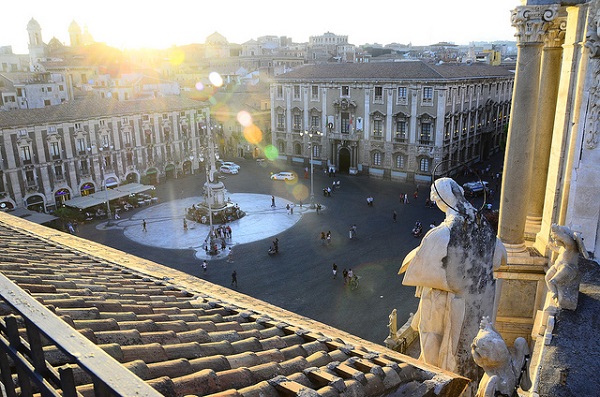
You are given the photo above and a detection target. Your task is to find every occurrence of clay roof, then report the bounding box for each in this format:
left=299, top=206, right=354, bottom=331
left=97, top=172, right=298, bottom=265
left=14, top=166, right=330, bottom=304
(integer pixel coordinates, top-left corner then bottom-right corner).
left=275, top=61, right=514, bottom=82
left=0, top=211, right=467, bottom=397
left=0, top=97, right=206, bottom=129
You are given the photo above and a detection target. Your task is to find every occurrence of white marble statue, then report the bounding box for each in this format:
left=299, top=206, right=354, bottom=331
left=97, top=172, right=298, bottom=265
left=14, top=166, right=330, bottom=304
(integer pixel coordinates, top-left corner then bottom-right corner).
left=545, top=224, right=589, bottom=311
left=471, top=316, right=531, bottom=397
left=399, top=177, right=507, bottom=390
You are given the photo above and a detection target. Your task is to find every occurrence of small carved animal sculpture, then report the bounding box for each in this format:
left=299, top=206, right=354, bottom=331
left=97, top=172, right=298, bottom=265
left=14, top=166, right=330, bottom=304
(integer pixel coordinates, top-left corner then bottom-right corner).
left=471, top=317, right=530, bottom=397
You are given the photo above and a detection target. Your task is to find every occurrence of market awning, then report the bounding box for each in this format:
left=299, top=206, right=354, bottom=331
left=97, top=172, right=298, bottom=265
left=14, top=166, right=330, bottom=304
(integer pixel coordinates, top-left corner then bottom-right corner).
left=62, top=183, right=155, bottom=210
left=113, top=183, right=155, bottom=195
left=6, top=208, right=59, bottom=225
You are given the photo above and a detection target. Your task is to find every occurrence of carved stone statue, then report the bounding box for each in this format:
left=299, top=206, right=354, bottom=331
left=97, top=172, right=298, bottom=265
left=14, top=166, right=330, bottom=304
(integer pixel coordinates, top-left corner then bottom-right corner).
left=471, top=316, right=531, bottom=397
left=399, top=177, right=506, bottom=392
left=387, top=308, right=398, bottom=340
left=545, top=224, right=589, bottom=311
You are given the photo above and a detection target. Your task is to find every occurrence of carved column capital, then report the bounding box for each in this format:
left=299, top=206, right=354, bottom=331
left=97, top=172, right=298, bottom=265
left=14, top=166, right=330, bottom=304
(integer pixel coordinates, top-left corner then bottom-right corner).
left=511, top=4, right=561, bottom=44
left=544, top=17, right=567, bottom=48
left=585, top=0, right=600, bottom=58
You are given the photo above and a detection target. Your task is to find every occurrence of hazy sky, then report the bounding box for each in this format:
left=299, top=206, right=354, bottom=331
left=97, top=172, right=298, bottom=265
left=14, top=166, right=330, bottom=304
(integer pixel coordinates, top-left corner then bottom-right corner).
left=3, top=1, right=519, bottom=53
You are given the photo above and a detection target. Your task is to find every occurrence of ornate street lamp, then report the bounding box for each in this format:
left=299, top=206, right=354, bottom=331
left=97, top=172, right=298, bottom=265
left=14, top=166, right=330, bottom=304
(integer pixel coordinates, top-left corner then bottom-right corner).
left=300, top=128, right=322, bottom=208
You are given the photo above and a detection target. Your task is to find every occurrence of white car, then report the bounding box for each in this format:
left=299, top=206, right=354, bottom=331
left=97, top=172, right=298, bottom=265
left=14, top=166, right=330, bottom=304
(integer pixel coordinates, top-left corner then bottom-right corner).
left=219, top=161, right=240, bottom=171
left=271, top=172, right=296, bottom=181
left=219, top=165, right=239, bottom=174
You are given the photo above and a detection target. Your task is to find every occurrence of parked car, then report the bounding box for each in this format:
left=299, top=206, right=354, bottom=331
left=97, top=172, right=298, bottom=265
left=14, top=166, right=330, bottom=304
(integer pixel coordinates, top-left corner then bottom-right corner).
left=219, top=165, right=239, bottom=174
left=270, top=172, right=296, bottom=181
left=219, top=161, right=240, bottom=171
left=462, top=181, right=489, bottom=197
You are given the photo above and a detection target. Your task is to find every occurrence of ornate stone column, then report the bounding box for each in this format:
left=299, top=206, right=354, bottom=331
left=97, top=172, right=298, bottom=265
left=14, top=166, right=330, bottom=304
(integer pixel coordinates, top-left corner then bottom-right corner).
left=495, top=4, right=561, bottom=346
left=525, top=15, right=567, bottom=241
left=499, top=4, right=560, bottom=253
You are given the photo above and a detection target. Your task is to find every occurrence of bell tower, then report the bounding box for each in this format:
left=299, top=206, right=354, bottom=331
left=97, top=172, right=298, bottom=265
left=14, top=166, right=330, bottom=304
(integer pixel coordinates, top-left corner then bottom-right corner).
left=27, top=18, right=45, bottom=67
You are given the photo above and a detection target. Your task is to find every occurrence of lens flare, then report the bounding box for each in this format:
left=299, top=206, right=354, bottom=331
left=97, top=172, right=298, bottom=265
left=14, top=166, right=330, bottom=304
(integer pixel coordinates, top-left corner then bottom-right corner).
left=168, top=49, right=185, bottom=66
left=264, top=145, right=278, bottom=160
left=209, top=72, right=224, bottom=87
left=237, top=111, right=252, bottom=127
left=292, top=184, right=309, bottom=202
left=243, top=125, right=262, bottom=145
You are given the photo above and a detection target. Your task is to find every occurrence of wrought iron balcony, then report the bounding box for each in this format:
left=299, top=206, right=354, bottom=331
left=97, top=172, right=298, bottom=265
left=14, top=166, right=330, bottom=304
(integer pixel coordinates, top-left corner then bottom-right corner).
left=0, top=274, right=163, bottom=397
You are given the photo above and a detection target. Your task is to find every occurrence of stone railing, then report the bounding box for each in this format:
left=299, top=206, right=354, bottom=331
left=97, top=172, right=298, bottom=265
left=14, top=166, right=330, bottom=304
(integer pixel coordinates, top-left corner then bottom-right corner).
left=0, top=274, right=163, bottom=397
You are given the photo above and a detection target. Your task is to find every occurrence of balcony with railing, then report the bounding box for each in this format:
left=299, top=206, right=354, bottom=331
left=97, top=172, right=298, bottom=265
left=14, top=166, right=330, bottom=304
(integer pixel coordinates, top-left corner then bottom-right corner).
left=328, top=131, right=360, bottom=142
left=0, top=274, right=163, bottom=397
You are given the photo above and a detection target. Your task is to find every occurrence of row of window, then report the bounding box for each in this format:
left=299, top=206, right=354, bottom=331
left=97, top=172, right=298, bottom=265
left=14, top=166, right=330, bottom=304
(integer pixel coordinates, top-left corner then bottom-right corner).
left=277, top=115, right=434, bottom=145
left=279, top=85, right=433, bottom=104
left=278, top=82, right=511, bottom=104
left=371, top=153, right=430, bottom=172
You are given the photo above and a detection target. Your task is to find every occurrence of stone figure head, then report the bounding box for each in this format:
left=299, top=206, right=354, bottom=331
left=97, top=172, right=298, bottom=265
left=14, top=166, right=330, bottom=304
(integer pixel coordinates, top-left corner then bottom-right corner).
left=430, top=177, right=468, bottom=215
left=550, top=224, right=575, bottom=248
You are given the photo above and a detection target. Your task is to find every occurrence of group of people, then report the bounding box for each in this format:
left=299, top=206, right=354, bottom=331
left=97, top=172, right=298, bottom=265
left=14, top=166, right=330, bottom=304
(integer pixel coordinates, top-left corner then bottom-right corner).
left=268, top=237, right=279, bottom=254
left=320, top=231, right=332, bottom=245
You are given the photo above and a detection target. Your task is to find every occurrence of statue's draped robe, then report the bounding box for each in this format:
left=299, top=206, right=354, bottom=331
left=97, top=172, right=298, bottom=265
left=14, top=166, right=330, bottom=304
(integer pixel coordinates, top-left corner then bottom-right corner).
left=401, top=212, right=500, bottom=385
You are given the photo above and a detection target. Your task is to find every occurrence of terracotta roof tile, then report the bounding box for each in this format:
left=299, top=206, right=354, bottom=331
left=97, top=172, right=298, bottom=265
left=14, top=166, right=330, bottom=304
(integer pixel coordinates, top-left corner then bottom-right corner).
left=255, top=349, right=286, bottom=364
left=237, top=380, right=279, bottom=397
left=72, top=318, right=120, bottom=331
left=189, top=355, right=231, bottom=372
left=163, top=342, right=205, bottom=359
left=176, top=328, right=212, bottom=343
left=147, top=358, right=194, bottom=379
left=55, top=307, right=99, bottom=319
left=231, top=337, right=263, bottom=354
left=95, top=329, right=144, bottom=345
left=121, top=343, right=169, bottom=364
left=97, top=311, right=138, bottom=321
left=170, top=368, right=220, bottom=396
left=219, top=367, right=256, bottom=389
left=0, top=214, right=468, bottom=397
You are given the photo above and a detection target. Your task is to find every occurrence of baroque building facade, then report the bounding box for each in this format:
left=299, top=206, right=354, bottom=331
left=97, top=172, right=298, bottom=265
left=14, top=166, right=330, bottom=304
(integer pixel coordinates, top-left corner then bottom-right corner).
left=271, top=61, right=514, bottom=182
left=0, top=97, right=208, bottom=212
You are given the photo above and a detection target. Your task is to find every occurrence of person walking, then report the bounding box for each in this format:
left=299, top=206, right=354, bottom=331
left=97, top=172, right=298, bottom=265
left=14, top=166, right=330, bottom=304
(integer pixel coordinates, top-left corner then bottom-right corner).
left=326, top=231, right=332, bottom=245
left=271, top=195, right=275, bottom=208
left=201, top=260, right=207, bottom=273
left=332, top=263, right=338, bottom=279
left=343, top=268, right=349, bottom=284
left=393, top=210, right=397, bottom=223
left=231, top=270, right=238, bottom=287
left=142, top=219, right=147, bottom=232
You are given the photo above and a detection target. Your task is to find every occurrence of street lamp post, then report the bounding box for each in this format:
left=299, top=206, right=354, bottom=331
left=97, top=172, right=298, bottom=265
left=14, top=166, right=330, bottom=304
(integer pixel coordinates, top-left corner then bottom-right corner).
left=96, top=144, right=114, bottom=227
left=300, top=128, right=322, bottom=208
